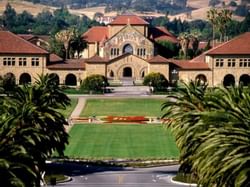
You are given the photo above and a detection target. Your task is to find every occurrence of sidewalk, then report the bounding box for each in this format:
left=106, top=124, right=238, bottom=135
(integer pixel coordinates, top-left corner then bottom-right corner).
left=65, top=97, right=86, bottom=132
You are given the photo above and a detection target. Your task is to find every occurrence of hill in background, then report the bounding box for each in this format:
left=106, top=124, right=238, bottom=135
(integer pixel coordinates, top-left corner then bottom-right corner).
left=0, top=0, right=249, bottom=21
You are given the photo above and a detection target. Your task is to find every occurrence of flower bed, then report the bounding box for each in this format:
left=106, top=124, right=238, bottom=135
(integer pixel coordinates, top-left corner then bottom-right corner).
left=103, top=116, right=148, bottom=123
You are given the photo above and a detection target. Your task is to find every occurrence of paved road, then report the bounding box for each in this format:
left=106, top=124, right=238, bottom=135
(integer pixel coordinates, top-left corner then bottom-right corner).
left=47, top=164, right=186, bottom=187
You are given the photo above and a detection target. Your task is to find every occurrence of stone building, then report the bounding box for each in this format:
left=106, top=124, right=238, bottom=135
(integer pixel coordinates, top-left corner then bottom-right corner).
left=170, top=32, right=250, bottom=86
left=82, top=14, right=179, bottom=85
left=0, top=14, right=249, bottom=87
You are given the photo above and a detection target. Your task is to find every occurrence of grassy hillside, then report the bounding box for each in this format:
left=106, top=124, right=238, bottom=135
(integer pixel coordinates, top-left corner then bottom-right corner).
left=0, top=0, right=247, bottom=21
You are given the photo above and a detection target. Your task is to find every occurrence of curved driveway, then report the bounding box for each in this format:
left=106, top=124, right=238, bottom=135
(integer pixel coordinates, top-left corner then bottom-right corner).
left=47, top=164, right=186, bottom=187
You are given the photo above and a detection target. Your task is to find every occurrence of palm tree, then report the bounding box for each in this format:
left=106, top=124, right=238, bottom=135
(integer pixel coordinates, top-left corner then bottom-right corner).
left=207, top=8, right=232, bottom=44
left=207, top=8, right=218, bottom=47
left=192, top=86, right=250, bottom=187
left=162, top=82, right=250, bottom=186
left=217, top=9, right=232, bottom=42
left=70, top=31, right=86, bottom=59
left=55, top=28, right=75, bottom=59
left=190, top=31, right=201, bottom=56
left=162, top=80, right=209, bottom=175
left=178, top=32, right=191, bottom=59
left=0, top=74, right=70, bottom=186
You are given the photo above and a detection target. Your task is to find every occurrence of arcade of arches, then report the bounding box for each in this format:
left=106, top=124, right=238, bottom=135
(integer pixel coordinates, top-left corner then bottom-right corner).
left=1, top=73, right=78, bottom=86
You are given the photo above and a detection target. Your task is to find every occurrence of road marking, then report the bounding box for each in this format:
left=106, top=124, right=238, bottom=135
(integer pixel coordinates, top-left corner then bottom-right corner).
left=118, top=175, right=124, bottom=184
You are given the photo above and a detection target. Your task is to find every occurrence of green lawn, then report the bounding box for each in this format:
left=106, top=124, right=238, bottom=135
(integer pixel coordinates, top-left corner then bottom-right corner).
left=64, top=124, right=179, bottom=159
left=58, top=97, right=78, bottom=118
left=81, top=98, right=165, bottom=117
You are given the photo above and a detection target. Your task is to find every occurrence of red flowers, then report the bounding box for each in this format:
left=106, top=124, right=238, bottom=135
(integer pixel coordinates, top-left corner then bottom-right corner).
left=104, top=116, right=148, bottom=123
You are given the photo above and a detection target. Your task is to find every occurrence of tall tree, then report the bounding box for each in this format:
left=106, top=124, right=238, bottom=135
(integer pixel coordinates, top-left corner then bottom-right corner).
left=207, top=8, right=232, bottom=44
left=178, top=32, right=191, bottom=59
left=55, top=28, right=75, bottom=59
left=2, top=3, right=17, bottom=30
left=70, top=30, right=86, bottom=59
left=207, top=8, right=218, bottom=47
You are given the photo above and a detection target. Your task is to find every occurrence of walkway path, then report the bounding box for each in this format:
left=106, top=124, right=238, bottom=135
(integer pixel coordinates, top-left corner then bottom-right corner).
left=65, top=97, right=86, bottom=132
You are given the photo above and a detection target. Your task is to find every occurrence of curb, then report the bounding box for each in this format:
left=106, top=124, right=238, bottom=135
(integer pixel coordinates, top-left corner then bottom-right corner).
left=170, top=176, right=198, bottom=186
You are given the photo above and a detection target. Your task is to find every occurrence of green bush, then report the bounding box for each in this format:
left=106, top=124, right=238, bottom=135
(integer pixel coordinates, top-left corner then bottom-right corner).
left=143, top=72, right=168, bottom=91
left=0, top=74, right=16, bottom=94
left=81, top=74, right=108, bottom=93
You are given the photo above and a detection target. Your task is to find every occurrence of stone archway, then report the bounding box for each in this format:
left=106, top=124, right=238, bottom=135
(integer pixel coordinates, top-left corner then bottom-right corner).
left=49, top=73, right=60, bottom=85
left=19, top=73, right=31, bottom=85
left=195, top=74, right=207, bottom=84
left=123, top=67, right=132, bottom=77
left=65, top=74, right=77, bottom=86
left=239, top=74, right=250, bottom=86
left=5, top=72, right=16, bottom=84
left=223, top=74, right=235, bottom=87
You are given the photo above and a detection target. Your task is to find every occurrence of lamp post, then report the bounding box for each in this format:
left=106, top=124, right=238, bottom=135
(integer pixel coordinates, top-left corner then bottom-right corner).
left=171, top=69, right=178, bottom=86
left=149, top=81, right=152, bottom=94
left=78, top=69, right=81, bottom=86
left=102, top=81, right=105, bottom=94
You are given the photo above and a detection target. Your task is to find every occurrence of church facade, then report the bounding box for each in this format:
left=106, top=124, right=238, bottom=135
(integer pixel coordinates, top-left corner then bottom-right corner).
left=81, top=14, right=178, bottom=85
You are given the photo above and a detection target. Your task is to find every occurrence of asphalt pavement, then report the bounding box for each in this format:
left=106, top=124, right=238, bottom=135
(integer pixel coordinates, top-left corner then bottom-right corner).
left=46, top=163, right=187, bottom=187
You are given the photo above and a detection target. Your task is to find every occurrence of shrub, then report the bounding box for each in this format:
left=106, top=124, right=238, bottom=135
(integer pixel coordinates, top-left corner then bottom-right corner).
left=81, top=74, right=107, bottom=93
left=0, top=74, right=16, bottom=94
left=143, top=72, right=168, bottom=91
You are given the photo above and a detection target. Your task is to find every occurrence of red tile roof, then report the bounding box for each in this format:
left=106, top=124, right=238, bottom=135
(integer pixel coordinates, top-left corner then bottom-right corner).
left=207, top=32, right=250, bottom=55
left=82, top=26, right=108, bottom=43
left=169, top=59, right=210, bottom=70
left=85, top=54, right=108, bottom=63
left=109, top=53, right=148, bottom=63
left=49, top=53, right=63, bottom=63
left=109, top=15, right=149, bottom=25
left=18, top=34, right=50, bottom=42
left=0, top=31, right=48, bottom=54
left=147, top=55, right=169, bottom=63
left=18, top=34, right=35, bottom=41
left=149, top=27, right=178, bottom=43
left=47, top=59, right=85, bottom=70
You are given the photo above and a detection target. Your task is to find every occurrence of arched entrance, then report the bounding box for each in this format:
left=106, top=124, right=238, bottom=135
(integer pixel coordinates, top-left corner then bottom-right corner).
left=195, top=74, right=207, bottom=84
left=65, top=74, right=77, bottom=86
left=123, top=67, right=132, bottom=77
left=4, top=73, right=16, bottom=84
left=223, top=74, right=235, bottom=87
left=19, top=73, right=31, bottom=85
left=239, top=74, right=250, bottom=86
left=49, top=73, right=60, bottom=85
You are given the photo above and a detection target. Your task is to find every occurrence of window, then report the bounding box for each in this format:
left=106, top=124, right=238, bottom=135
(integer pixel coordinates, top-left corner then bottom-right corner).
left=215, top=59, right=224, bottom=67
left=3, top=57, right=15, bottom=66
left=31, top=58, right=39, bottom=66
left=3, top=58, right=7, bottom=66
left=19, top=58, right=27, bottom=66
left=216, top=59, right=224, bottom=67
left=232, top=59, right=235, bottom=67
left=123, top=44, right=133, bottom=54
left=111, top=48, right=114, bottom=56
